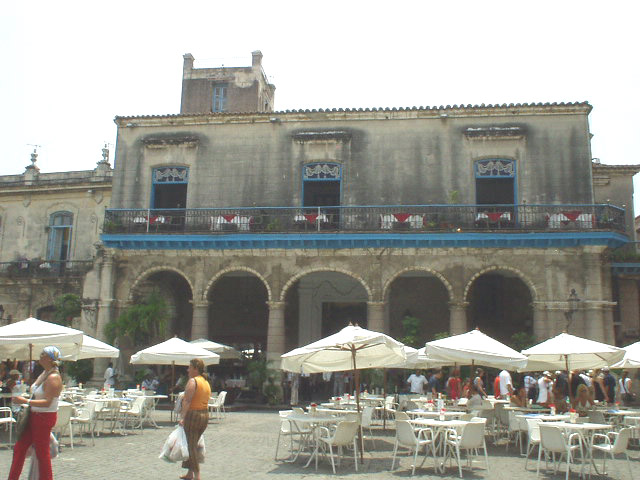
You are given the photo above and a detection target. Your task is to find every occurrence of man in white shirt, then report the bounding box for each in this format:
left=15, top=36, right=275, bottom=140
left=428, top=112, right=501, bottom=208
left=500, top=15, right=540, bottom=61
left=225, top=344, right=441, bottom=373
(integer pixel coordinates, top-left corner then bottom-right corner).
left=537, top=371, right=553, bottom=405
left=103, top=362, right=116, bottom=390
left=407, top=371, right=428, bottom=394
left=498, top=369, right=513, bottom=398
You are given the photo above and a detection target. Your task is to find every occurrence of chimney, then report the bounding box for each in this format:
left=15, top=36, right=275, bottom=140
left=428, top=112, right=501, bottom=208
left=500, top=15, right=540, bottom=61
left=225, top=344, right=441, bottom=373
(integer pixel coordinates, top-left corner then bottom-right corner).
left=183, top=53, right=194, bottom=76
left=251, top=50, right=263, bottom=69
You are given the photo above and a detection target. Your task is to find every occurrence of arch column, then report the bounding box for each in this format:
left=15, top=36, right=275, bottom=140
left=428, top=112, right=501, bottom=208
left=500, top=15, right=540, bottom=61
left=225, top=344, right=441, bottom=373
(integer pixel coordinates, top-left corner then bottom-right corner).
left=449, top=302, right=468, bottom=335
left=266, top=301, right=286, bottom=363
left=191, top=301, right=209, bottom=340
left=367, top=301, right=386, bottom=333
left=92, top=252, right=115, bottom=383
left=532, top=302, right=548, bottom=341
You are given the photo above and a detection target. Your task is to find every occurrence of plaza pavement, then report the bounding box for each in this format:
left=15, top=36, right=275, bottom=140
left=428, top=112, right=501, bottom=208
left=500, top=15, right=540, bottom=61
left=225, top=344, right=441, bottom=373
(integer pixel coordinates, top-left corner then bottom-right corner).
left=1, top=409, right=635, bottom=479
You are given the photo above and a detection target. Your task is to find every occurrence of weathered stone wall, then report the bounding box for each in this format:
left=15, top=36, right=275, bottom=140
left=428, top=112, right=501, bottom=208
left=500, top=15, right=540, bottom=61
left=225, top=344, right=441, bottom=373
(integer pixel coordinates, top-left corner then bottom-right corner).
left=112, top=104, right=594, bottom=210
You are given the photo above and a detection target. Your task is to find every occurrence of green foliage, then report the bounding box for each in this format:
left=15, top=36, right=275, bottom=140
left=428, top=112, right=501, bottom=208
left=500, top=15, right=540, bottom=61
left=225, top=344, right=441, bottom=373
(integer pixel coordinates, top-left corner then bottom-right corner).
left=432, top=331, right=450, bottom=341
left=510, top=331, right=537, bottom=352
left=105, top=291, right=168, bottom=345
left=65, top=359, right=94, bottom=384
left=53, top=294, right=82, bottom=326
left=448, top=190, right=460, bottom=204
left=361, top=368, right=384, bottom=390
left=246, top=356, right=282, bottom=404
left=400, top=315, right=421, bottom=348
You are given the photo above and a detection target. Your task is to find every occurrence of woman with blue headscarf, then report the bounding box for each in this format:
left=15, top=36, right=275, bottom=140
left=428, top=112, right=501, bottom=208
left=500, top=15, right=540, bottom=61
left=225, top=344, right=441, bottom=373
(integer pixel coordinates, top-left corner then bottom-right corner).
left=7, top=346, right=62, bottom=480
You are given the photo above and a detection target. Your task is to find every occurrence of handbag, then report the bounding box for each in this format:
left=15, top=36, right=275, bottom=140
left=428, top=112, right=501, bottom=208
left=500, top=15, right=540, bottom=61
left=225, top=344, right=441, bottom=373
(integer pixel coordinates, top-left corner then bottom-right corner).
left=15, top=405, right=31, bottom=439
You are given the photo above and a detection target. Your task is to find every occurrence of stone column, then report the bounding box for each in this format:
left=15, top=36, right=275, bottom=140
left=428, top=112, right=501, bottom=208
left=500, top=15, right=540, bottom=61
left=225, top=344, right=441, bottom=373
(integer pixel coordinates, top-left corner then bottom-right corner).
left=585, top=304, right=606, bottom=343
left=532, top=302, right=547, bottom=340
left=266, top=301, right=286, bottom=363
left=367, top=301, right=386, bottom=333
left=448, top=302, right=468, bottom=335
left=191, top=301, right=209, bottom=340
left=92, top=253, right=115, bottom=382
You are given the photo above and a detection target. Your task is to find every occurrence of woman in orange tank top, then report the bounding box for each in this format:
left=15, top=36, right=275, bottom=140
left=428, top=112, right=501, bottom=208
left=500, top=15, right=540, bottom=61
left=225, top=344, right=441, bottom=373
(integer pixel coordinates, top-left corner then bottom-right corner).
left=179, top=358, right=211, bottom=480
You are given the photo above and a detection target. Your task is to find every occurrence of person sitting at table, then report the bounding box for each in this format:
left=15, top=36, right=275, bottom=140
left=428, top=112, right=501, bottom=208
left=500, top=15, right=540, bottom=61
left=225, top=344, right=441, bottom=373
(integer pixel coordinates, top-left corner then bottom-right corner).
left=461, top=377, right=472, bottom=398
left=572, top=384, right=594, bottom=416
left=551, top=383, right=569, bottom=413
left=510, top=386, right=527, bottom=407
left=467, top=384, right=483, bottom=410
left=142, top=373, right=159, bottom=391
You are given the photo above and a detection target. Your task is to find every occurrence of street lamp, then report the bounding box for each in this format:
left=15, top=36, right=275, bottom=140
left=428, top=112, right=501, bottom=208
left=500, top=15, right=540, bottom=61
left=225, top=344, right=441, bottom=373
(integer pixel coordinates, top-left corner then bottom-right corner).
left=563, top=289, right=580, bottom=331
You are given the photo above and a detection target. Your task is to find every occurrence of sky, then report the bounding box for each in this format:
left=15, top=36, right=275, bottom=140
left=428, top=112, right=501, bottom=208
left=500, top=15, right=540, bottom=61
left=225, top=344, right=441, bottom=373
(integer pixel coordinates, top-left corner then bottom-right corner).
left=2, top=1, right=639, bottom=208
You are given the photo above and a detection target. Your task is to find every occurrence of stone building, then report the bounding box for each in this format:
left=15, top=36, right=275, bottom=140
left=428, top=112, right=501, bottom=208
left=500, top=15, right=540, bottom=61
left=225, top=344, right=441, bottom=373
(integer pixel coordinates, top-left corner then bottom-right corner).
left=0, top=148, right=113, bottom=327
left=2, top=52, right=639, bottom=378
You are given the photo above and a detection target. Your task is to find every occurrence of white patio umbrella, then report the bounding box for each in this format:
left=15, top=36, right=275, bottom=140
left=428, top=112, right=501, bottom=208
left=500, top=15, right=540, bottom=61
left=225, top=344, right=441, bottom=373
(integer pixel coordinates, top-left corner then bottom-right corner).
left=130, top=337, right=220, bottom=387
left=521, top=333, right=626, bottom=373
left=425, top=329, right=528, bottom=370
left=189, top=338, right=241, bottom=360
left=611, top=341, right=640, bottom=368
left=61, top=335, right=119, bottom=360
left=281, top=324, right=406, bottom=461
left=0, top=317, right=84, bottom=365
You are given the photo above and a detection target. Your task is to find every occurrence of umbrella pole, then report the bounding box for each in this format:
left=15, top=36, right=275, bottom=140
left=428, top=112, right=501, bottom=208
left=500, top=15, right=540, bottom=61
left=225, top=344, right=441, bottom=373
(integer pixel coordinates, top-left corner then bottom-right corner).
left=29, top=343, right=33, bottom=382
left=565, top=355, right=573, bottom=403
left=383, top=369, right=387, bottom=431
left=351, top=348, right=364, bottom=464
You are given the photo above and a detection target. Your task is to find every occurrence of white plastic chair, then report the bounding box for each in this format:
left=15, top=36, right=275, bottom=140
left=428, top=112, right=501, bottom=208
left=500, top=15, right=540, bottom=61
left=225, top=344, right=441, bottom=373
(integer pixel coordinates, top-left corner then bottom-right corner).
left=317, top=420, right=359, bottom=473
left=210, top=391, right=227, bottom=420
left=537, top=424, right=583, bottom=480
left=445, top=419, right=489, bottom=478
left=120, top=396, right=147, bottom=431
left=524, top=417, right=542, bottom=469
left=0, top=407, right=16, bottom=446
left=506, top=411, right=525, bottom=454
left=590, top=427, right=633, bottom=479
left=274, top=410, right=312, bottom=461
left=587, top=410, right=608, bottom=425
left=394, top=411, right=410, bottom=421
left=391, top=420, right=436, bottom=475
left=360, top=405, right=376, bottom=448
left=52, top=404, right=74, bottom=449
left=71, top=400, right=97, bottom=445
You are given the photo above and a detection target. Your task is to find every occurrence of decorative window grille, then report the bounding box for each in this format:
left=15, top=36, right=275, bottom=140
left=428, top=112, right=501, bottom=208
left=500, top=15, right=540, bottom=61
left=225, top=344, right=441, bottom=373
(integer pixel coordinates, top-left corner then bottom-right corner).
left=475, top=159, right=515, bottom=177
left=153, top=167, right=189, bottom=183
left=303, top=163, right=341, bottom=180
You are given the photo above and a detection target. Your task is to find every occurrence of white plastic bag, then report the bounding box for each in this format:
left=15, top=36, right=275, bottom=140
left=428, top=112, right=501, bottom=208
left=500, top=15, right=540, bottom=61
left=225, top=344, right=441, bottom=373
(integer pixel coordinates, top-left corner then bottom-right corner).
left=196, top=434, right=205, bottom=463
left=159, top=426, right=189, bottom=463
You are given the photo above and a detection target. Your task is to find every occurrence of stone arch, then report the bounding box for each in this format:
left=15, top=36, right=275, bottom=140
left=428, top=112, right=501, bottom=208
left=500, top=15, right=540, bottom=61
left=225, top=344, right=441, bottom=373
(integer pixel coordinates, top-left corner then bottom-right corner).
left=127, top=266, right=194, bottom=302
left=382, top=267, right=454, bottom=302
left=279, top=267, right=372, bottom=302
left=204, top=266, right=272, bottom=302
left=463, top=265, right=538, bottom=303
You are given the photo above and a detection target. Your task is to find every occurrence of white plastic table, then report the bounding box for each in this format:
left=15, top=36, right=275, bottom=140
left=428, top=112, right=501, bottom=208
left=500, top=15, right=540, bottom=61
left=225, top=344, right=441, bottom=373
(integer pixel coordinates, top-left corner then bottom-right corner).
left=410, top=418, right=472, bottom=473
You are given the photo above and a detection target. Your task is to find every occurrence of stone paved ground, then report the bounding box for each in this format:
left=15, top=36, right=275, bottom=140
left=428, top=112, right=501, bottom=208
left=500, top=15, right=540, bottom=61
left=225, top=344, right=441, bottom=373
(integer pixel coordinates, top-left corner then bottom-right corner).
left=1, top=410, right=636, bottom=479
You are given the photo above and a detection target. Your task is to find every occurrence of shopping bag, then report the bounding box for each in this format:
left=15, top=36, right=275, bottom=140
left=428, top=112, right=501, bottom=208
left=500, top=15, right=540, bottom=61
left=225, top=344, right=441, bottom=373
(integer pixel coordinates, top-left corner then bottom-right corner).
left=159, top=426, right=189, bottom=463
left=196, top=434, right=205, bottom=463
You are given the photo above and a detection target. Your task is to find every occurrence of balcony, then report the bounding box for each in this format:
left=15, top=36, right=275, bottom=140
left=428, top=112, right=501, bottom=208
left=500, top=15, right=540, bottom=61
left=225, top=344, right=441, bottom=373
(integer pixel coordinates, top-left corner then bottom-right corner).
left=103, top=204, right=625, bottom=233
left=101, top=204, right=629, bottom=251
left=0, top=260, right=94, bottom=278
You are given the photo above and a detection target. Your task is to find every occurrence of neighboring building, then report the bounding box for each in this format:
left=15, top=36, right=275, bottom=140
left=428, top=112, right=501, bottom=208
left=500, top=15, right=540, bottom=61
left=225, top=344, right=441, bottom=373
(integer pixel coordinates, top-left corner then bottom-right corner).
left=0, top=148, right=113, bottom=327
left=1, top=52, right=639, bottom=380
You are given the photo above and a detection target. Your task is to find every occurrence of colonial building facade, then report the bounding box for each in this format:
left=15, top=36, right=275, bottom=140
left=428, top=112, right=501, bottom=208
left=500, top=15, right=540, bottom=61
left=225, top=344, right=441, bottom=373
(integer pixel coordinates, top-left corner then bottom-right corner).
left=1, top=52, right=639, bottom=375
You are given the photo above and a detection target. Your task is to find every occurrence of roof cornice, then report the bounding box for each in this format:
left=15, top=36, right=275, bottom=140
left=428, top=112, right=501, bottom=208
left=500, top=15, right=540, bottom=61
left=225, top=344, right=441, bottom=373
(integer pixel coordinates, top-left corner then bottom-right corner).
left=115, top=101, right=592, bottom=127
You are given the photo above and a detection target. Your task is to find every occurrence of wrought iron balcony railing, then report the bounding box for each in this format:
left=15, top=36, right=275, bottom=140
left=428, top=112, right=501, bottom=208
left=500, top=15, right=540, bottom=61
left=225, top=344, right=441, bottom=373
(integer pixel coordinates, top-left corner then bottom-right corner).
left=0, top=260, right=94, bottom=278
left=102, top=204, right=626, bottom=235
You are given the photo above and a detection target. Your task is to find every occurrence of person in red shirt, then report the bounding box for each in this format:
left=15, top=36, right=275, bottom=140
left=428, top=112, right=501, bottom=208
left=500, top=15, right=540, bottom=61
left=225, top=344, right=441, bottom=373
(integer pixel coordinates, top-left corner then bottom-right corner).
left=446, top=369, right=461, bottom=400
left=493, top=374, right=501, bottom=399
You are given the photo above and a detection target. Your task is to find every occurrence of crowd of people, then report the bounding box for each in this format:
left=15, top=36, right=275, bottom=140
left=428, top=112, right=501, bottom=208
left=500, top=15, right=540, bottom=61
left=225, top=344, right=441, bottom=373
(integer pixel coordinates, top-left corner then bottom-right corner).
left=404, top=366, right=636, bottom=413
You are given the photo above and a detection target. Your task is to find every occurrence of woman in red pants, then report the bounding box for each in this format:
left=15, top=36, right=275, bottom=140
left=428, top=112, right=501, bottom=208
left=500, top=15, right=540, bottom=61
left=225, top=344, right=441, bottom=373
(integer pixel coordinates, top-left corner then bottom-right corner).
left=7, top=346, right=63, bottom=480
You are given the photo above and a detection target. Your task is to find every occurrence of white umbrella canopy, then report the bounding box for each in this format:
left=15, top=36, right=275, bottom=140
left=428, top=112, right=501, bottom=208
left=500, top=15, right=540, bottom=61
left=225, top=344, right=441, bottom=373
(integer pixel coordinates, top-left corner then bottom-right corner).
left=280, top=325, right=406, bottom=374
left=425, top=329, right=528, bottom=370
left=61, top=335, right=119, bottom=361
left=0, top=317, right=84, bottom=360
left=521, top=333, right=625, bottom=372
left=189, top=338, right=241, bottom=360
left=130, top=337, right=220, bottom=366
left=611, top=341, right=640, bottom=368
left=386, top=346, right=454, bottom=369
